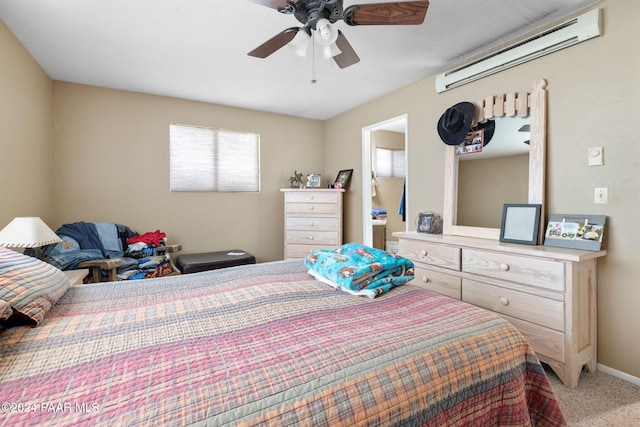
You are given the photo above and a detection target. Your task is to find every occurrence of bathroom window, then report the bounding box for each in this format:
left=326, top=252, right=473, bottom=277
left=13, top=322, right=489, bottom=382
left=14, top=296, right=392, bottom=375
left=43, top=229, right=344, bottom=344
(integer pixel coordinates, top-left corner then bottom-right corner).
left=376, top=148, right=405, bottom=178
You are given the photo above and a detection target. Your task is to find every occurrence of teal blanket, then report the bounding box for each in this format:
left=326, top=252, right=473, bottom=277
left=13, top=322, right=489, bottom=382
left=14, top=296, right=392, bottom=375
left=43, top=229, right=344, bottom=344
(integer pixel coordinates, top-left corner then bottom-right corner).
left=304, top=243, right=414, bottom=298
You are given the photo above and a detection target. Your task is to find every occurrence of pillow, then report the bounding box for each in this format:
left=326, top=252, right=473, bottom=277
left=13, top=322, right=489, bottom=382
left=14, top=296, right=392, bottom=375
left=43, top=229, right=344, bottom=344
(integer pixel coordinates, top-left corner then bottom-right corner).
left=0, top=247, right=71, bottom=325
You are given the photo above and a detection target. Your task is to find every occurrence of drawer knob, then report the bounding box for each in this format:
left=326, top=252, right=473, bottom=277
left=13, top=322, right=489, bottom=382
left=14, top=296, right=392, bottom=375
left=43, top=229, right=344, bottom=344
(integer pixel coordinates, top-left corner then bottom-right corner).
left=309, top=222, right=315, bottom=226
left=309, top=236, right=314, bottom=240
left=500, top=297, right=509, bottom=306
left=421, top=276, right=429, bottom=283
left=309, top=206, right=315, bottom=210
left=420, top=249, right=428, bottom=258
left=499, top=263, right=510, bottom=271
left=310, top=195, right=315, bottom=200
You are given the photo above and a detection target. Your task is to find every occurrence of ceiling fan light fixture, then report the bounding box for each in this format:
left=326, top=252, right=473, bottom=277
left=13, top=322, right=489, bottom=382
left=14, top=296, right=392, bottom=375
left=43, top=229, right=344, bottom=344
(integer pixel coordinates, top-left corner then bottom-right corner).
left=330, top=43, right=342, bottom=57
left=288, top=30, right=311, bottom=57
left=315, top=18, right=338, bottom=46
left=318, top=44, right=329, bottom=61
left=318, top=43, right=342, bottom=60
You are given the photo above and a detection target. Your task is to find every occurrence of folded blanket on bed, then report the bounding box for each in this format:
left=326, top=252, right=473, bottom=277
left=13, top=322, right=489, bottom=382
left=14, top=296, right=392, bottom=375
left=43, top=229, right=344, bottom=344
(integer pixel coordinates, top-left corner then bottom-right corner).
left=305, top=243, right=414, bottom=298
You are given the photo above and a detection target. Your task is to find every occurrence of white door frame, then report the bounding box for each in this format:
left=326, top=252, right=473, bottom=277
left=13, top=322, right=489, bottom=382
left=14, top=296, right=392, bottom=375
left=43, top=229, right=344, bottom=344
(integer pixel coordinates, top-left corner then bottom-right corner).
left=361, top=114, right=409, bottom=247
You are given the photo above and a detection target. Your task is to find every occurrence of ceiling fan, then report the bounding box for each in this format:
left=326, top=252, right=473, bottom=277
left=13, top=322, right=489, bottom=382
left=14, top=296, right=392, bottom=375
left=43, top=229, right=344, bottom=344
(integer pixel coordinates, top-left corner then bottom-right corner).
left=247, top=0, right=430, bottom=69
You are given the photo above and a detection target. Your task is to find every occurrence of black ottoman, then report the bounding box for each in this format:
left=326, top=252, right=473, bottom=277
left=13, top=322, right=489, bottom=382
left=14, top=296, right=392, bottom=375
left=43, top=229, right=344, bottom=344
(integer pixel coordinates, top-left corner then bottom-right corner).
left=175, top=250, right=256, bottom=274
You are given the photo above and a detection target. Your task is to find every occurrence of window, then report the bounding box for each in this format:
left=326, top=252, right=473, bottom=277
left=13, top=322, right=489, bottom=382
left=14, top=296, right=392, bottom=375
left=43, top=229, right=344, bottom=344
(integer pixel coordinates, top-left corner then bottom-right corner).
left=170, top=124, right=260, bottom=192
left=375, top=148, right=405, bottom=178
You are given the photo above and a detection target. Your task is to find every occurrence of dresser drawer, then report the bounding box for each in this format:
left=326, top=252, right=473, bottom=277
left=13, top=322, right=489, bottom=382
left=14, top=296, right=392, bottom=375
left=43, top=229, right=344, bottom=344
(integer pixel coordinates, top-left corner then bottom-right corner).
left=462, top=249, right=564, bottom=292
left=286, top=203, right=339, bottom=216
left=398, top=239, right=460, bottom=271
left=285, top=244, right=337, bottom=259
left=503, top=315, right=565, bottom=362
left=412, top=266, right=461, bottom=300
left=286, top=230, right=338, bottom=246
left=286, top=192, right=339, bottom=204
left=286, top=217, right=339, bottom=231
left=462, top=279, right=564, bottom=331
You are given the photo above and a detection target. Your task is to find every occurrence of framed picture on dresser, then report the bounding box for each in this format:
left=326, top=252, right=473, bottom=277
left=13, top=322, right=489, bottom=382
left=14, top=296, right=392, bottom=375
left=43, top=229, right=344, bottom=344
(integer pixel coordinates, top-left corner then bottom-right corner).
left=334, top=169, right=353, bottom=189
left=306, top=174, right=321, bottom=188
left=543, top=214, right=606, bottom=251
left=499, top=204, right=542, bottom=245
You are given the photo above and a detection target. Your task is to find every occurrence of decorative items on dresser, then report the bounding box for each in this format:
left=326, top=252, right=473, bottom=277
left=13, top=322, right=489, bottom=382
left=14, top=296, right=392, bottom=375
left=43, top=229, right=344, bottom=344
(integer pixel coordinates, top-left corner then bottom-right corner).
left=394, top=231, right=606, bottom=389
left=281, top=189, right=344, bottom=259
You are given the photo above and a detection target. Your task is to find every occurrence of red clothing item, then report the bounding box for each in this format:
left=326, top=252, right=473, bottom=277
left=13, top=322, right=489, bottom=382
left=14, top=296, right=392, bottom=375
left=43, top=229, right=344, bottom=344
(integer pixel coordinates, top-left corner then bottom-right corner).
left=127, top=230, right=166, bottom=247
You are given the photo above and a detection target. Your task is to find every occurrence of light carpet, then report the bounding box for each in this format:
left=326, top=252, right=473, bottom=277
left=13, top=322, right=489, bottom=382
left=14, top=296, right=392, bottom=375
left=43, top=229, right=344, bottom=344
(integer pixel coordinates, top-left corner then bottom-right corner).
left=546, top=366, right=640, bottom=426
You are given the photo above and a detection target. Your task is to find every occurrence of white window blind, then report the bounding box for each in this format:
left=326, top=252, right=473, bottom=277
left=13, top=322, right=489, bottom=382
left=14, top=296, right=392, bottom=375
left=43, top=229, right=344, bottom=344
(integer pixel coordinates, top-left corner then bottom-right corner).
left=170, top=125, right=260, bottom=192
left=375, top=148, right=405, bottom=178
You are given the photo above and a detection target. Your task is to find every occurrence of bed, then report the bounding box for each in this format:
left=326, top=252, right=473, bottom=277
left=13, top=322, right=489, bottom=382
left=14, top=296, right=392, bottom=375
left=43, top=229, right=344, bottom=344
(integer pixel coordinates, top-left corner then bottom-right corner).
left=0, top=247, right=566, bottom=426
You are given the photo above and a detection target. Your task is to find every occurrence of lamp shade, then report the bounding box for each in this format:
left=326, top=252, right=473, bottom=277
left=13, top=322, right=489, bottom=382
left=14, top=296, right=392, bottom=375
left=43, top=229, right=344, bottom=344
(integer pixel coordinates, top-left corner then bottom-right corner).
left=0, top=217, right=62, bottom=248
left=288, top=30, right=310, bottom=57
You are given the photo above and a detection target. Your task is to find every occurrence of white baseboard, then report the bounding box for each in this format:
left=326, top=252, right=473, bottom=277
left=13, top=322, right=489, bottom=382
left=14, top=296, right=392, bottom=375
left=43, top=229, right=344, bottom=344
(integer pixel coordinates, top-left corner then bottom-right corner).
left=598, top=363, right=640, bottom=387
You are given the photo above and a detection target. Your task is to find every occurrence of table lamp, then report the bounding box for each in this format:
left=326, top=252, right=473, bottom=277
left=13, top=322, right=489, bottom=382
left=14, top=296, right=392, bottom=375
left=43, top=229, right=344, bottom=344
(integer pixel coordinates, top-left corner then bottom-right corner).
left=0, top=217, right=62, bottom=258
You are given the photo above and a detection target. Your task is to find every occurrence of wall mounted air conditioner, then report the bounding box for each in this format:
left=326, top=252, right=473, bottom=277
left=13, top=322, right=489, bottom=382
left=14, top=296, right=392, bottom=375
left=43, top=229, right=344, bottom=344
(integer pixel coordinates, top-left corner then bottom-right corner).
left=435, top=9, right=601, bottom=93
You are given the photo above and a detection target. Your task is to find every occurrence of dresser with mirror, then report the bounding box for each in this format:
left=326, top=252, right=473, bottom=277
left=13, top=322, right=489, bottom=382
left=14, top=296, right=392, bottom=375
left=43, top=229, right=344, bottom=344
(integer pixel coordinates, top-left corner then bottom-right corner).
left=395, top=79, right=607, bottom=388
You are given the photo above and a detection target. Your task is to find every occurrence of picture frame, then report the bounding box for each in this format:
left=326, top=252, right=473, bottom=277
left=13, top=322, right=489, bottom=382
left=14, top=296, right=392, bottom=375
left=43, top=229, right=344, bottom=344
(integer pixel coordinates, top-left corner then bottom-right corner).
left=499, top=204, right=542, bottom=245
left=334, top=169, right=353, bottom=189
left=456, top=128, right=484, bottom=156
left=543, top=214, right=606, bottom=251
left=306, top=173, right=321, bottom=188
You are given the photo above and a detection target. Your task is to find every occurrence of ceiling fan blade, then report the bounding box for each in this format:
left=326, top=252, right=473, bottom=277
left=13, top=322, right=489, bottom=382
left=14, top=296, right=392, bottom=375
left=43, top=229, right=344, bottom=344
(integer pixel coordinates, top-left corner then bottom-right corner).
left=343, top=0, right=429, bottom=26
left=245, top=0, right=290, bottom=11
left=248, top=27, right=299, bottom=58
left=333, top=31, right=360, bottom=69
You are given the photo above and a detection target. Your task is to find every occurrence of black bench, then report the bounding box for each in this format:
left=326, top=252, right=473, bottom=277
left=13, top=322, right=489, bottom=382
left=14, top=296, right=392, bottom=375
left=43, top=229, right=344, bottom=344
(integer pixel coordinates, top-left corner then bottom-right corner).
left=175, top=250, right=256, bottom=274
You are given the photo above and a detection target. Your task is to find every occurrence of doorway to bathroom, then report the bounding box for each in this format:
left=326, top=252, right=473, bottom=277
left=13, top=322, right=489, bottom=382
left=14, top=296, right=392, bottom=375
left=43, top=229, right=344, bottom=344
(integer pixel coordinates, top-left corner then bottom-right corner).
left=361, top=115, right=408, bottom=254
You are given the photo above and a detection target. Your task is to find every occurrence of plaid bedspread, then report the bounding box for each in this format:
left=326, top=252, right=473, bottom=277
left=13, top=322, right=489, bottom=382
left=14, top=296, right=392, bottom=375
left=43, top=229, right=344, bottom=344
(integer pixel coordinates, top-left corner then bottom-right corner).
left=0, top=260, right=565, bottom=426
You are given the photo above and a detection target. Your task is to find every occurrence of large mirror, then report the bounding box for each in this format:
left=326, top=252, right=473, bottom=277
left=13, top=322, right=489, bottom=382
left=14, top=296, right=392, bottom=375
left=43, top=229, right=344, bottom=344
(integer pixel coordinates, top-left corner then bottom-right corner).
left=443, top=79, right=547, bottom=241
left=457, top=115, right=530, bottom=228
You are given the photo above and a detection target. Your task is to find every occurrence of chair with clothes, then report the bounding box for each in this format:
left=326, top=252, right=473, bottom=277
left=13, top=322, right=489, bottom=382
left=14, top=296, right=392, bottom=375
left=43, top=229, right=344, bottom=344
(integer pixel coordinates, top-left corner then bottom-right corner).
left=41, top=222, right=182, bottom=282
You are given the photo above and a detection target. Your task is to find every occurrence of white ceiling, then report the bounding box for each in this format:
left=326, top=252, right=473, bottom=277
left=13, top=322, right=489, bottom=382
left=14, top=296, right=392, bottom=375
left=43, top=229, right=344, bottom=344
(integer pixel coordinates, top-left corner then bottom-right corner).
left=0, top=0, right=599, bottom=120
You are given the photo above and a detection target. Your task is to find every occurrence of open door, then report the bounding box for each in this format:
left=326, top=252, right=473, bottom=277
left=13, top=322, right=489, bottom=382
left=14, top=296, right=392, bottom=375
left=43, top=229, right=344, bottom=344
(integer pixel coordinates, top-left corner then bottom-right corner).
left=361, top=115, right=408, bottom=250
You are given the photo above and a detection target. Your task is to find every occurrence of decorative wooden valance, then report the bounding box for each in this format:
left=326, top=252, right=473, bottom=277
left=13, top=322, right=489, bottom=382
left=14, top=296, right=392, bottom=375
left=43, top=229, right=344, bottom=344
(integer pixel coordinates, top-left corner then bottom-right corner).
left=473, top=79, right=547, bottom=124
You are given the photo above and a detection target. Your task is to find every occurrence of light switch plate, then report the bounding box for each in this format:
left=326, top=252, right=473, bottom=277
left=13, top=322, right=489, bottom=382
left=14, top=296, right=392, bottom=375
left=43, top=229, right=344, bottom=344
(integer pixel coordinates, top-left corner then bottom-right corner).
left=594, top=187, right=608, bottom=204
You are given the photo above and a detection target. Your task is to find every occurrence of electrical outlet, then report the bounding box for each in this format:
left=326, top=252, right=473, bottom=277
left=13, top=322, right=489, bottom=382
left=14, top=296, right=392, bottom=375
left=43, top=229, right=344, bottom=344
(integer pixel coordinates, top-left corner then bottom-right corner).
left=594, top=187, right=608, bottom=204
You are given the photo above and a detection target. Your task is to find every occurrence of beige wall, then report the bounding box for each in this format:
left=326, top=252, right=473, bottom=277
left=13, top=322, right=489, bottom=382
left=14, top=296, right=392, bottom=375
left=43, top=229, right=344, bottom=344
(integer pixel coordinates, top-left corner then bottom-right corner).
left=325, top=0, right=640, bottom=378
left=52, top=82, right=324, bottom=262
left=0, top=20, right=53, bottom=226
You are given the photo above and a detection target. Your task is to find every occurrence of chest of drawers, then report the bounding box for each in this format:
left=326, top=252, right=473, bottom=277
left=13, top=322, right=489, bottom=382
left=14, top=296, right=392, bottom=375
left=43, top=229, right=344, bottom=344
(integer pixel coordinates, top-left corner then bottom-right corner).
left=281, top=189, right=344, bottom=259
left=394, top=231, right=606, bottom=388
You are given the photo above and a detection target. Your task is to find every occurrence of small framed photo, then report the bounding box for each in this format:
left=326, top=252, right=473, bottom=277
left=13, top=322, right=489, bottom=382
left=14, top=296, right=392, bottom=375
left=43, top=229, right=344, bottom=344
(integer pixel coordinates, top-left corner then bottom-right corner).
left=456, top=128, right=484, bottom=156
left=544, top=214, right=606, bottom=251
left=499, top=204, right=542, bottom=245
left=334, top=169, right=353, bottom=189
left=306, top=174, right=321, bottom=188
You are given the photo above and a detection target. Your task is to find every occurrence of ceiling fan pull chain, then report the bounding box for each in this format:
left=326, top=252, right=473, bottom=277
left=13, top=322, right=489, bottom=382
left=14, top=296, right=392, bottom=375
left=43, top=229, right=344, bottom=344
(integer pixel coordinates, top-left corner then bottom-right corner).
left=311, top=35, right=317, bottom=84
